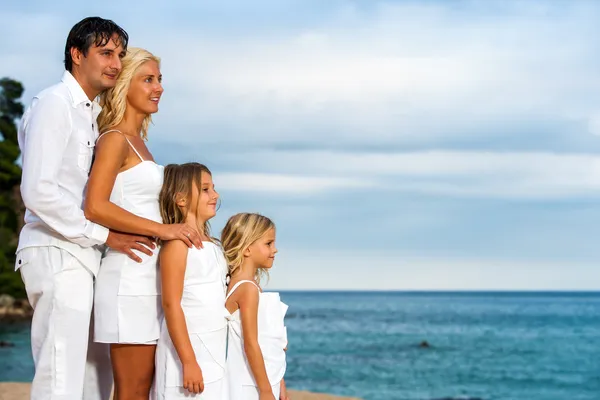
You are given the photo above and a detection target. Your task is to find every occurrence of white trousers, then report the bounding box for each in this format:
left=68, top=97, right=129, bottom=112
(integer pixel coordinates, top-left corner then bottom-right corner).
left=17, top=246, right=113, bottom=400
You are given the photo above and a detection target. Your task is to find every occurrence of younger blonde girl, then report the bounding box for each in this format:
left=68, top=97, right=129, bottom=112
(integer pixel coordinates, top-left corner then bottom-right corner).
left=222, top=213, right=289, bottom=400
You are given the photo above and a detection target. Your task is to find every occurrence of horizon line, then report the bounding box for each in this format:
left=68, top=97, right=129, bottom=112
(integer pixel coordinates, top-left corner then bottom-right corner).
left=270, top=288, right=600, bottom=293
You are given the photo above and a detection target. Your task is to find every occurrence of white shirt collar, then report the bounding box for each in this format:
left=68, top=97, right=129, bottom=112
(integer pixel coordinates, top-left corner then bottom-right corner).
left=61, top=70, right=99, bottom=108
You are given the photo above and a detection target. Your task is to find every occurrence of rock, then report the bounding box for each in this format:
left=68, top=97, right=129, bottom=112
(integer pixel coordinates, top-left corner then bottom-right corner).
left=419, top=340, right=431, bottom=348
left=0, top=296, right=33, bottom=321
left=0, top=294, right=15, bottom=308
left=0, top=340, right=15, bottom=347
left=12, top=308, right=26, bottom=317
left=13, top=299, right=31, bottom=309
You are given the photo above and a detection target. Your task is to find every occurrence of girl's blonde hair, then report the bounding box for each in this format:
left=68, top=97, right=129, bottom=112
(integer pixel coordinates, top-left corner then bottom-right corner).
left=159, top=163, right=213, bottom=239
left=98, top=47, right=160, bottom=139
left=221, top=213, right=275, bottom=284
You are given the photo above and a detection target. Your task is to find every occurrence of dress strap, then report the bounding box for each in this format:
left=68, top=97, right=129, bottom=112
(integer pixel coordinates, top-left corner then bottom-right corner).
left=97, top=129, right=145, bottom=162
left=226, top=280, right=260, bottom=301
left=124, top=138, right=144, bottom=162
left=97, top=129, right=123, bottom=142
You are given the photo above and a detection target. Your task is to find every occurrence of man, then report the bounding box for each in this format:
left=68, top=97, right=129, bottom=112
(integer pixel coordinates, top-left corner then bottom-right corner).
left=16, top=17, right=155, bottom=400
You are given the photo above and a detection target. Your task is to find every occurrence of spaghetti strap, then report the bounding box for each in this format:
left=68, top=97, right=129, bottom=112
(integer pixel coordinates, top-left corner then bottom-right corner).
left=124, top=138, right=144, bottom=162
left=97, top=129, right=123, bottom=142
left=226, top=280, right=260, bottom=301
left=97, top=129, right=145, bottom=162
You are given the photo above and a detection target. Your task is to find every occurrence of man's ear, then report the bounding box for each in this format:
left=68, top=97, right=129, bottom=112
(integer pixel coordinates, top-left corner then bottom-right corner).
left=70, top=47, right=84, bottom=68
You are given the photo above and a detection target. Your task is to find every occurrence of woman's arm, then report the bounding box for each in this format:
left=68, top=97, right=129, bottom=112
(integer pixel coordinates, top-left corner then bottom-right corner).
left=84, top=132, right=201, bottom=247
left=84, top=132, right=162, bottom=236
left=160, top=240, right=204, bottom=393
left=238, top=285, right=275, bottom=397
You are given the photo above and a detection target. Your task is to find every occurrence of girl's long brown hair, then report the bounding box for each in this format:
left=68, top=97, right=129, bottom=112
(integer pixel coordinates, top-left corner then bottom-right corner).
left=159, top=162, right=213, bottom=239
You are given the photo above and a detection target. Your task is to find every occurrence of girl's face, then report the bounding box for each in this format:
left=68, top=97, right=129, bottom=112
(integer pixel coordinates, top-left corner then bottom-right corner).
left=189, top=171, right=219, bottom=221
left=247, top=228, right=277, bottom=269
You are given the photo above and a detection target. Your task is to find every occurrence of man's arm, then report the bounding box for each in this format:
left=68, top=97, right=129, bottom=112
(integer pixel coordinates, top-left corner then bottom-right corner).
left=20, top=94, right=109, bottom=247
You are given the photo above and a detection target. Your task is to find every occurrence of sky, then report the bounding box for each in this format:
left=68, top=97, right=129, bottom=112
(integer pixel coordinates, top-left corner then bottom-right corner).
left=2, top=0, right=600, bottom=290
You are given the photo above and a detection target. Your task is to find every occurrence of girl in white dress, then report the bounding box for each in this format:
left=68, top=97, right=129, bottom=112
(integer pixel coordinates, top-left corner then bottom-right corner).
left=85, top=48, right=203, bottom=399
left=155, top=163, right=228, bottom=399
left=221, top=213, right=289, bottom=400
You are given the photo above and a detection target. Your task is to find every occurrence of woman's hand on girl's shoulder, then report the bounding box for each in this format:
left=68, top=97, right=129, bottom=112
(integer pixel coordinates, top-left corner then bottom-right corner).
left=157, top=223, right=203, bottom=249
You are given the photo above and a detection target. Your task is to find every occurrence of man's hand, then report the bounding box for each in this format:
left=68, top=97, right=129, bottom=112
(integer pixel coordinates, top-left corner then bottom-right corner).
left=105, top=230, right=155, bottom=262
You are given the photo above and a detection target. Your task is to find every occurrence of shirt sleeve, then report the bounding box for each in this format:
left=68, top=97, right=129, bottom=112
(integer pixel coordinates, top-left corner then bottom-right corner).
left=19, top=94, right=110, bottom=247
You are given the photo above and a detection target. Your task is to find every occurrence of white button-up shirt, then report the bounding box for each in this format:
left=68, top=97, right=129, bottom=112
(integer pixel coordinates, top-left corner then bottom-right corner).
left=16, top=71, right=109, bottom=275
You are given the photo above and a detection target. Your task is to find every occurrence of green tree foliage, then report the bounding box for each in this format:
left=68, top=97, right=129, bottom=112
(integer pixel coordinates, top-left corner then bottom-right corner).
left=0, top=77, right=25, bottom=298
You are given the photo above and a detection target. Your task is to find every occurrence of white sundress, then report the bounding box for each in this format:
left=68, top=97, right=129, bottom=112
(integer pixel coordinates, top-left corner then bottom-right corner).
left=155, top=243, right=229, bottom=399
left=226, top=280, right=288, bottom=399
left=94, top=130, right=164, bottom=344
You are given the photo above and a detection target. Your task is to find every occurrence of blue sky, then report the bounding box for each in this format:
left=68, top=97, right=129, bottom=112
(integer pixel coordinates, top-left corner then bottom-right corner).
left=2, top=0, right=600, bottom=290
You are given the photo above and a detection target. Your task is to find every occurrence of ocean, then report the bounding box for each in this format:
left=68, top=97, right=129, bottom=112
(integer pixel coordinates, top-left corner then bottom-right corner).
left=1, top=291, right=599, bottom=400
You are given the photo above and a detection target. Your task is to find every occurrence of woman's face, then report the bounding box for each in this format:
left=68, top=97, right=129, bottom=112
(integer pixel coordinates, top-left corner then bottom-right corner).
left=127, top=60, right=163, bottom=115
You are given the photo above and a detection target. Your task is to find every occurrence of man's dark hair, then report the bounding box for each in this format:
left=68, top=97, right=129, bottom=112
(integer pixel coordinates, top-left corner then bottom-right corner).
left=64, top=17, right=129, bottom=72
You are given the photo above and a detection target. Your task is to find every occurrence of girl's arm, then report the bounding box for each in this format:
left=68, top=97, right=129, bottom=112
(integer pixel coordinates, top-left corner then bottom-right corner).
left=238, top=285, right=275, bottom=398
left=160, top=240, right=204, bottom=394
left=84, top=132, right=200, bottom=247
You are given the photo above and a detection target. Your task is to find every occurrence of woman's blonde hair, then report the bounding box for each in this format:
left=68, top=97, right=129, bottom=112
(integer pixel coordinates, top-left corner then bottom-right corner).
left=159, top=163, right=213, bottom=239
left=98, top=47, right=160, bottom=139
left=221, top=213, right=275, bottom=284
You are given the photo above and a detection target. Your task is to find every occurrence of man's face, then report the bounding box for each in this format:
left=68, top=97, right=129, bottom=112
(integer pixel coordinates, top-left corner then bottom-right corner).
left=73, top=33, right=125, bottom=94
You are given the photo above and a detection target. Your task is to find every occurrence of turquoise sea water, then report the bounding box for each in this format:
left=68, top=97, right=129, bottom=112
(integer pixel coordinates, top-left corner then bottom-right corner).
left=1, top=291, right=599, bottom=399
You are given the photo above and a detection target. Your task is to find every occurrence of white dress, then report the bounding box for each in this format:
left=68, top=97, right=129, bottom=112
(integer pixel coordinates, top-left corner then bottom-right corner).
left=226, top=280, right=288, bottom=399
left=155, top=243, right=229, bottom=399
left=93, top=130, right=164, bottom=344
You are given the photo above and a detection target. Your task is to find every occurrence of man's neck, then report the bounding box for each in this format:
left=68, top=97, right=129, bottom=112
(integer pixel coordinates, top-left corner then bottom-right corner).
left=70, top=69, right=100, bottom=101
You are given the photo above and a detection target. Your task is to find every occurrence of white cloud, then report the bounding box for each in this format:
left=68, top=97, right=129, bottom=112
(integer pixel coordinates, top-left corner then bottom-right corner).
left=3, top=1, right=600, bottom=289
left=266, top=249, right=600, bottom=290
left=150, top=1, right=600, bottom=146
left=4, top=2, right=600, bottom=148
left=217, top=172, right=372, bottom=194
left=214, top=150, right=600, bottom=199
left=588, top=113, right=600, bottom=136
left=4, top=3, right=600, bottom=202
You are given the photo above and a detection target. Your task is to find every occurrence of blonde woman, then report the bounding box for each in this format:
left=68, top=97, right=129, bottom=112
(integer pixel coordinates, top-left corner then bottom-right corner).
left=84, top=48, right=202, bottom=399
left=222, top=213, right=289, bottom=400
left=156, top=163, right=228, bottom=399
